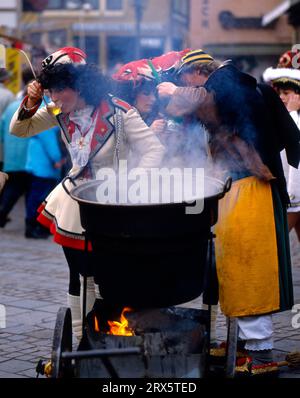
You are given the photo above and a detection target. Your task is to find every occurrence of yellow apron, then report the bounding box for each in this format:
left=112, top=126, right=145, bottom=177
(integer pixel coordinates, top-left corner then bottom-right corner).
left=215, top=176, right=280, bottom=317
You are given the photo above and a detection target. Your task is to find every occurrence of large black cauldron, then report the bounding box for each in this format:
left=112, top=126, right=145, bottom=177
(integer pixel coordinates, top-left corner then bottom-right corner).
left=70, top=176, right=231, bottom=308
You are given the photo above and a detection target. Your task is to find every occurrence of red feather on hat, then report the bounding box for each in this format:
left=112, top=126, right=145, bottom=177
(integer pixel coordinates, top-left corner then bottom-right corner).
left=112, top=48, right=191, bottom=83
left=41, top=47, right=86, bottom=69
left=58, top=47, right=87, bottom=63
left=151, top=49, right=191, bottom=71
left=112, top=59, right=151, bottom=82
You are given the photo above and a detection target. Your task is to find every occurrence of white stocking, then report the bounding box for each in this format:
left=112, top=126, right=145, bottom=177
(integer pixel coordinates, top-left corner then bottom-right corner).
left=80, top=275, right=96, bottom=318
left=67, top=293, right=82, bottom=341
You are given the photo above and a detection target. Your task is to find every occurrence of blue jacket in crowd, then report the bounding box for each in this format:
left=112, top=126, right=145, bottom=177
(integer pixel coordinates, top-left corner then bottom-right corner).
left=0, top=99, right=29, bottom=172
left=25, top=126, right=62, bottom=181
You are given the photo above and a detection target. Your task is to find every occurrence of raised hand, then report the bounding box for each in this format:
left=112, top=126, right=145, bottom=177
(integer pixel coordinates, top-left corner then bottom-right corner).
left=286, top=92, right=300, bottom=112
left=26, top=80, right=44, bottom=108
left=157, top=82, right=178, bottom=98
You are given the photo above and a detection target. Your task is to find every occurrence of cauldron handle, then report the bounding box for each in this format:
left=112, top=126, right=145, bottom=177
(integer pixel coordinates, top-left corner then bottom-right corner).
left=61, top=176, right=77, bottom=196
left=222, top=177, right=232, bottom=195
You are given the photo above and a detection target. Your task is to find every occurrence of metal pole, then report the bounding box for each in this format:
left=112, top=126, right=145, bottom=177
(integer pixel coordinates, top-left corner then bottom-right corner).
left=134, top=0, right=143, bottom=59
left=61, top=347, right=141, bottom=360
left=225, top=317, right=238, bottom=378
left=79, top=1, right=92, bottom=53
left=82, top=233, right=89, bottom=336
left=16, top=0, right=22, bottom=39
left=79, top=8, right=85, bottom=52
left=204, top=233, right=214, bottom=377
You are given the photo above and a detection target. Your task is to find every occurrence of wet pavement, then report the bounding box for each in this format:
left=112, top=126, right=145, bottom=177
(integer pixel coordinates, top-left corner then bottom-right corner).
left=0, top=197, right=300, bottom=378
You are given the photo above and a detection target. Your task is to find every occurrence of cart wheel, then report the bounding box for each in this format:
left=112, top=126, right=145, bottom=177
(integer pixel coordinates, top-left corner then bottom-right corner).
left=51, top=307, right=73, bottom=378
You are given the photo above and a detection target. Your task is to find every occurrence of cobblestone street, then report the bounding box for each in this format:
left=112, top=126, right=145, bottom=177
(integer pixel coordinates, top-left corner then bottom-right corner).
left=0, top=198, right=300, bottom=378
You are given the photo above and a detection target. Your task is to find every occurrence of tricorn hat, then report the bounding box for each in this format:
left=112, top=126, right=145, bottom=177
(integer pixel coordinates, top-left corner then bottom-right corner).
left=263, top=49, right=300, bottom=91
left=41, top=47, right=86, bottom=69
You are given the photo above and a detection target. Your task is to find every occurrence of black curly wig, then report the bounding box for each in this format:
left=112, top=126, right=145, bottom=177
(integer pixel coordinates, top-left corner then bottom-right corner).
left=112, top=79, right=157, bottom=105
left=38, top=63, right=111, bottom=107
left=112, top=79, right=159, bottom=124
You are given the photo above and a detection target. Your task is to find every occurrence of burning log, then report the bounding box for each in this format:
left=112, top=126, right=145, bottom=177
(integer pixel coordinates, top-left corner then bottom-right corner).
left=94, top=307, right=135, bottom=336
left=76, top=307, right=208, bottom=378
left=108, top=307, right=134, bottom=336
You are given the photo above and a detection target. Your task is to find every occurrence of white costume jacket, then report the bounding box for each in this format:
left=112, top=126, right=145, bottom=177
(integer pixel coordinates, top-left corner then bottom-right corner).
left=10, top=96, right=165, bottom=249
left=281, top=111, right=300, bottom=212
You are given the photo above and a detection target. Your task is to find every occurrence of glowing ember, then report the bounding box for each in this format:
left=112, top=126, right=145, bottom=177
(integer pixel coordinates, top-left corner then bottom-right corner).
left=108, top=307, right=134, bottom=336
left=94, top=315, right=100, bottom=332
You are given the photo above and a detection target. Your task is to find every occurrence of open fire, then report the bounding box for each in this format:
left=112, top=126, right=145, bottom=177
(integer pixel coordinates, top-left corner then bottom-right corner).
left=94, top=307, right=134, bottom=336
left=83, top=307, right=208, bottom=378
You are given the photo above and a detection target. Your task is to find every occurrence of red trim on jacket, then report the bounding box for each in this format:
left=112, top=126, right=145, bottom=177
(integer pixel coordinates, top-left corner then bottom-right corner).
left=18, top=96, right=43, bottom=120
left=111, top=97, right=132, bottom=112
left=37, top=204, right=92, bottom=251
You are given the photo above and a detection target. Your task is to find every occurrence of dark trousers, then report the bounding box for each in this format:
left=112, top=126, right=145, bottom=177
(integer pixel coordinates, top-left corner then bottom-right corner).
left=26, top=175, right=57, bottom=224
left=0, top=171, right=32, bottom=226
left=63, top=247, right=94, bottom=296
left=203, top=241, right=219, bottom=306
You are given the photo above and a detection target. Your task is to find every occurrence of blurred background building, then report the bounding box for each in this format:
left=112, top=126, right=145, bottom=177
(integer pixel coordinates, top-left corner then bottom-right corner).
left=189, top=0, right=300, bottom=78
left=18, top=0, right=190, bottom=72
left=1, top=0, right=300, bottom=84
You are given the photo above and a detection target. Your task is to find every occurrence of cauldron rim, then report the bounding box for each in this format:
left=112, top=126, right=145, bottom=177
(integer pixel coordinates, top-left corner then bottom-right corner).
left=70, top=175, right=230, bottom=207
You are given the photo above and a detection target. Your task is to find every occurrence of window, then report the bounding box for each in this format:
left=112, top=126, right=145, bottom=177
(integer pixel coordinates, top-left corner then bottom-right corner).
left=172, top=38, right=183, bottom=51
left=73, top=36, right=99, bottom=64
left=47, top=0, right=99, bottom=10
left=140, top=37, right=164, bottom=59
left=48, top=30, right=68, bottom=48
left=28, top=30, right=67, bottom=49
left=107, top=36, right=135, bottom=70
left=29, top=32, right=44, bottom=47
left=22, top=0, right=49, bottom=11
left=105, top=0, right=123, bottom=11
left=172, top=0, right=189, bottom=16
left=46, top=0, right=61, bottom=9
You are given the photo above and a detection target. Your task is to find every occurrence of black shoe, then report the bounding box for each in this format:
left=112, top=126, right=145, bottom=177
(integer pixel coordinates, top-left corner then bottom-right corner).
left=0, top=215, right=11, bottom=228
left=25, top=227, right=49, bottom=239
left=247, top=349, right=274, bottom=366
left=246, top=350, right=279, bottom=378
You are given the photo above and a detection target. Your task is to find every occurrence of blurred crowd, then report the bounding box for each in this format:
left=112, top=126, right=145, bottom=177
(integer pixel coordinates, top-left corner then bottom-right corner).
left=0, top=67, right=67, bottom=238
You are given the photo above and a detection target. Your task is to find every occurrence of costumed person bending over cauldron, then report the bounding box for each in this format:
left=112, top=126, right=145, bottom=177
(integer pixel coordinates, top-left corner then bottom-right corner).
left=112, top=49, right=207, bottom=167
left=158, top=49, right=300, bottom=365
left=10, top=47, right=165, bottom=341
left=112, top=50, right=191, bottom=134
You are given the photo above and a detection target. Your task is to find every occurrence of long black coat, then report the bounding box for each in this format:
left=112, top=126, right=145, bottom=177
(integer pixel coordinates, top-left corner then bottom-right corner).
left=166, top=62, right=300, bottom=206
left=204, top=62, right=300, bottom=205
